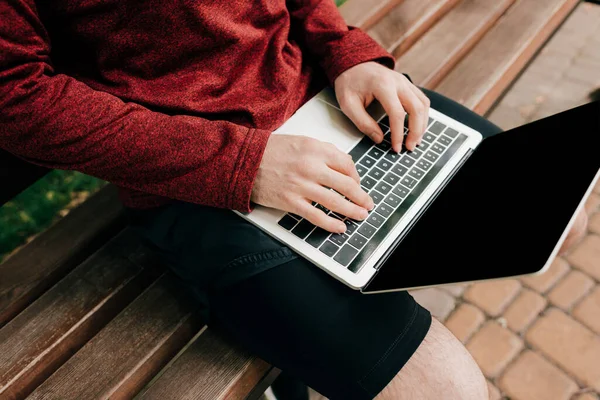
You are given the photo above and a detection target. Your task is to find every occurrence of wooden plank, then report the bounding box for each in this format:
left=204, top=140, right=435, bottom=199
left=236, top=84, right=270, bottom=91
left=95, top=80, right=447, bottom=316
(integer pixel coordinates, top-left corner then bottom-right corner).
left=435, top=0, right=580, bottom=114
left=0, top=150, right=49, bottom=206
left=339, top=0, right=405, bottom=30
left=367, top=0, right=461, bottom=57
left=396, top=0, right=516, bottom=89
left=139, top=329, right=275, bottom=400
left=28, top=275, right=203, bottom=400
left=0, top=185, right=125, bottom=328
left=0, top=230, right=162, bottom=400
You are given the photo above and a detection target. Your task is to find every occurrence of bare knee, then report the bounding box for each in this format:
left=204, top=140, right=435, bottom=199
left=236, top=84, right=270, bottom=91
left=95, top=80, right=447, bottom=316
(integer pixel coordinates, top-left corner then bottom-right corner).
left=376, top=318, right=487, bottom=400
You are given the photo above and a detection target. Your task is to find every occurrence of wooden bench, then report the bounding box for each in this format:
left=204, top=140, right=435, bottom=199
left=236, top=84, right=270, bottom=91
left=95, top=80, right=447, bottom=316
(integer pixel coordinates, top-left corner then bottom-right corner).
left=0, top=0, right=581, bottom=398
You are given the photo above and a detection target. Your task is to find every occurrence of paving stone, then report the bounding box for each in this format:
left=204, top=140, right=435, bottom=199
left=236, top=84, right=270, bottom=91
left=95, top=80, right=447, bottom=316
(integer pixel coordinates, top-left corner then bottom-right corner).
left=410, top=288, right=456, bottom=321
left=521, top=258, right=570, bottom=294
left=573, top=286, right=600, bottom=335
left=498, top=350, right=578, bottom=400
left=567, top=235, right=600, bottom=281
left=445, top=303, right=485, bottom=343
left=463, top=280, right=521, bottom=317
left=503, top=289, right=547, bottom=334
left=526, top=308, right=600, bottom=391
left=467, top=321, right=523, bottom=379
left=547, top=270, right=595, bottom=311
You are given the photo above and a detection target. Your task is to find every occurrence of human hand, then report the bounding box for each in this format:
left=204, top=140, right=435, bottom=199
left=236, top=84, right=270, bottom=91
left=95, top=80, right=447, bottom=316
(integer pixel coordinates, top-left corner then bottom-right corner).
left=558, top=209, right=588, bottom=255
left=334, top=61, right=430, bottom=153
left=251, top=134, right=374, bottom=233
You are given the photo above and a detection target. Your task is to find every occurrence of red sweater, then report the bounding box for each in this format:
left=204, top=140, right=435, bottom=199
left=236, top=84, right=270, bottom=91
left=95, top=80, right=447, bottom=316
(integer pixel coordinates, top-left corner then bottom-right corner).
left=0, top=0, right=394, bottom=212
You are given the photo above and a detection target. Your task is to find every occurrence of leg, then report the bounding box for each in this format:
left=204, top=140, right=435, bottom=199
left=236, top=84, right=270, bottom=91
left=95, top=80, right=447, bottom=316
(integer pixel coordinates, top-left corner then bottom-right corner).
left=376, top=319, right=487, bottom=399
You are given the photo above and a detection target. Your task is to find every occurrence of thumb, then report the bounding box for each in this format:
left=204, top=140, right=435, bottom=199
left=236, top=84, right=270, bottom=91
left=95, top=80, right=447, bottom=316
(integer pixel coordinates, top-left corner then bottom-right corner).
left=338, top=93, right=384, bottom=143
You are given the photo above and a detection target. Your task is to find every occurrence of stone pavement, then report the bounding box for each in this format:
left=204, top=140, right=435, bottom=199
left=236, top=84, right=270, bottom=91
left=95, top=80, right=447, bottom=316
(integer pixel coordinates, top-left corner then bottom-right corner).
left=410, top=2, right=600, bottom=399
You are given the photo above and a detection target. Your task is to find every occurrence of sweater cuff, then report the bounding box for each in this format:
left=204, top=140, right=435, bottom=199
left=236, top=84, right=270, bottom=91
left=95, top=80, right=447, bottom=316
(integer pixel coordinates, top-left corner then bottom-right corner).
left=321, top=27, right=396, bottom=85
left=229, top=127, right=272, bottom=213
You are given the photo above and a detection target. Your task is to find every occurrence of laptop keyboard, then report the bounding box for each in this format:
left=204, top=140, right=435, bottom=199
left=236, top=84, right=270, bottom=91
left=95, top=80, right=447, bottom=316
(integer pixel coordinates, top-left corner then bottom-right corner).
left=277, top=115, right=468, bottom=273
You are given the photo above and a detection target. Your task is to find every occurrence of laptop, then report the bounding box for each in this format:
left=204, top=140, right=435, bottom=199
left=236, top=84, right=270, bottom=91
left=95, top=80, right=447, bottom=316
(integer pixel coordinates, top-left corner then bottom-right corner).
left=235, top=88, right=600, bottom=294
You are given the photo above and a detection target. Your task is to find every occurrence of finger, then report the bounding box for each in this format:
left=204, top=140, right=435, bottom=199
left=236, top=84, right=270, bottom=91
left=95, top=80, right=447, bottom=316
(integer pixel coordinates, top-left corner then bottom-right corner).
left=398, top=84, right=427, bottom=151
left=338, top=93, right=384, bottom=143
left=297, top=200, right=347, bottom=233
left=321, top=168, right=373, bottom=211
left=374, top=85, right=406, bottom=153
left=309, top=185, right=369, bottom=222
left=409, top=84, right=431, bottom=136
left=324, top=144, right=360, bottom=184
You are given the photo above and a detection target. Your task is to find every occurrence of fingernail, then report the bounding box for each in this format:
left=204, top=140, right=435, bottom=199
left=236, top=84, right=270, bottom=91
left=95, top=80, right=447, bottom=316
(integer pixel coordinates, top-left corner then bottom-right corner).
left=338, top=223, right=347, bottom=233
left=368, top=198, right=375, bottom=210
left=359, top=208, right=369, bottom=219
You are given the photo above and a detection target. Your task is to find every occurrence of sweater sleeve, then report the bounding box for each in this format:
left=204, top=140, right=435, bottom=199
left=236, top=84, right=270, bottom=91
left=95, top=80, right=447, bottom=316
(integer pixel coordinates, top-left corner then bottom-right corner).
left=0, top=0, right=271, bottom=212
left=286, top=0, right=396, bottom=84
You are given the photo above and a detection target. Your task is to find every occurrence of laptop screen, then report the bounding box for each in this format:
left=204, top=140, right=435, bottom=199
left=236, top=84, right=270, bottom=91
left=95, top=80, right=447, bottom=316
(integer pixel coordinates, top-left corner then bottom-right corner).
left=364, top=101, right=600, bottom=293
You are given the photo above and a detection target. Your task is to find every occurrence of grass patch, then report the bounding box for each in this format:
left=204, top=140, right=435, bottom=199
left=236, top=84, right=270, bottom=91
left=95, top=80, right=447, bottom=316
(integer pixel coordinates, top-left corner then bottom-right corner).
left=0, top=171, right=105, bottom=261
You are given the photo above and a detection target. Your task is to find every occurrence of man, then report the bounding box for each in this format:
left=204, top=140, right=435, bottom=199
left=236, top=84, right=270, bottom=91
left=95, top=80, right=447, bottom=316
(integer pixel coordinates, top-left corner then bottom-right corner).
left=0, top=1, right=587, bottom=399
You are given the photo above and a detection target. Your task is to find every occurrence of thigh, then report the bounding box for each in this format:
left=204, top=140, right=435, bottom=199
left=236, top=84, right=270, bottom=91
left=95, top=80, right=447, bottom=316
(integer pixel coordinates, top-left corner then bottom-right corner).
left=420, top=87, right=502, bottom=139
left=208, top=257, right=431, bottom=400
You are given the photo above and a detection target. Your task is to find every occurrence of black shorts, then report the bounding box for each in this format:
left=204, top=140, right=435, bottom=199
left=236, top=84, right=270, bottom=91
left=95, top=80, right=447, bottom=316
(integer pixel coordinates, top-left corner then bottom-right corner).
left=126, top=87, right=501, bottom=400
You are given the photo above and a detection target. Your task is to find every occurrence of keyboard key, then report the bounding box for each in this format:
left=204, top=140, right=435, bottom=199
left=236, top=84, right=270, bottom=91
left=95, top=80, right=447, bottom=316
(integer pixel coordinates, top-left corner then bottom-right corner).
left=356, top=164, right=368, bottom=177
left=319, top=241, right=339, bottom=257
left=359, top=155, right=376, bottom=168
left=376, top=141, right=392, bottom=152
left=377, top=159, right=393, bottom=171
left=358, top=223, right=376, bottom=238
left=401, top=176, right=417, bottom=189
left=330, top=233, right=348, bottom=246
left=292, top=219, right=315, bottom=239
left=349, top=234, right=367, bottom=250
left=445, top=128, right=459, bottom=138
left=429, top=121, right=446, bottom=135
left=306, top=227, right=330, bottom=248
left=368, top=148, right=384, bottom=160
left=329, top=211, right=344, bottom=220
left=424, top=151, right=439, bottom=163
left=409, top=167, right=425, bottom=180
left=431, top=143, right=446, bottom=154
left=393, top=185, right=409, bottom=198
left=379, top=116, right=390, bottom=127
left=343, top=219, right=359, bottom=234
left=383, top=172, right=400, bottom=186
left=423, top=132, right=436, bottom=143
left=316, top=203, right=330, bottom=214
left=334, top=244, right=359, bottom=266
left=368, top=167, right=385, bottom=180
left=392, top=164, right=408, bottom=177
left=417, top=159, right=432, bottom=171
left=370, top=190, right=384, bottom=204
left=406, top=148, right=424, bottom=160
left=278, top=215, right=298, bottom=230
left=378, top=122, right=389, bottom=132
left=367, top=213, right=385, bottom=228
left=375, top=182, right=392, bottom=195
left=383, top=132, right=392, bottom=143
left=428, top=117, right=433, bottom=126
left=384, top=193, right=402, bottom=208
left=385, top=152, right=400, bottom=163
left=375, top=203, right=393, bottom=218
left=399, top=157, right=416, bottom=168
left=289, top=213, right=302, bottom=220
left=437, top=135, right=452, bottom=146
left=361, top=176, right=377, bottom=189
left=417, top=141, right=429, bottom=151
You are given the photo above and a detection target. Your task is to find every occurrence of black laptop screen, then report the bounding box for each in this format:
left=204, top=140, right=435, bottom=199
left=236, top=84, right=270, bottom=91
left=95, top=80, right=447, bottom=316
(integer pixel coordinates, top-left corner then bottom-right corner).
left=364, top=101, right=600, bottom=293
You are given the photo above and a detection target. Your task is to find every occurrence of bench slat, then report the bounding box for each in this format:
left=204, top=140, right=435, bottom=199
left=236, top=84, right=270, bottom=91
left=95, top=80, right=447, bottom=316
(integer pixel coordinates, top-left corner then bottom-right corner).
left=139, top=329, right=274, bottom=400
left=0, top=230, right=161, bottom=400
left=28, top=275, right=203, bottom=400
left=339, top=0, right=405, bottom=30
left=367, top=0, right=461, bottom=57
left=396, top=0, right=516, bottom=89
left=0, top=185, right=125, bottom=328
left=435, top=0, right=580, bottom=114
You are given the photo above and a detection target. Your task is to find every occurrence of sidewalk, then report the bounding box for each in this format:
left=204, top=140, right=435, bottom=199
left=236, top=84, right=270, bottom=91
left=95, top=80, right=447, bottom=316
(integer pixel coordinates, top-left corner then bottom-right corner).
left=413, top=3, right=600, bottom=399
